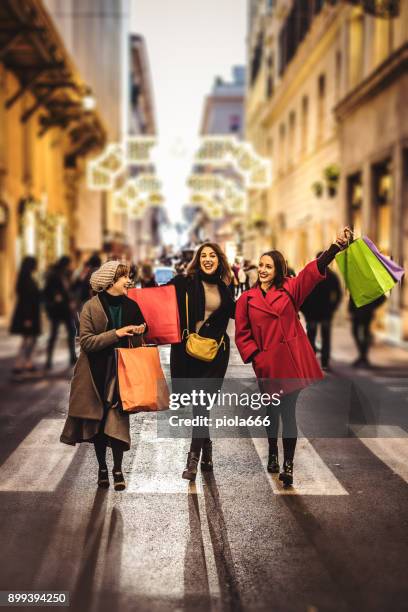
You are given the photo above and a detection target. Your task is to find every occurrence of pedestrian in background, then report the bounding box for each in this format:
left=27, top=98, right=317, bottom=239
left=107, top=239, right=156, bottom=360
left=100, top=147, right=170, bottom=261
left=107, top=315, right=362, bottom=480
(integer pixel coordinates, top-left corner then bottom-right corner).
left=169, top=242, right=235, bottom=481
left=140, top=262, right=158, bottom=288
left=72, top=253, right=102, bottom=308
left=232, top=258, right=240, bottom=297
left=60, top=260, right=147, bottom=491
left=10, top=256, right=41, bottom=379
left=237, top=265, right=247, bottom=295
left=246, top=262, right=258, bottom=288
left=349, top=295, right=385, bottom=368
left=43, top=256, right=77, bottom=370
left=283, top=261, right=296, bottom=278
left=301, top=252, right=342, bottom=370
left=235, top=228, right=350, bottom=486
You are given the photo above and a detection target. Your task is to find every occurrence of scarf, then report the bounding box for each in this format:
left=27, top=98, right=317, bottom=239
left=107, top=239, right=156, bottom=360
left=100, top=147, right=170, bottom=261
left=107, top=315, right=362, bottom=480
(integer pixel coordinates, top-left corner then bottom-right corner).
left=191, top=267, right=233, bottom=328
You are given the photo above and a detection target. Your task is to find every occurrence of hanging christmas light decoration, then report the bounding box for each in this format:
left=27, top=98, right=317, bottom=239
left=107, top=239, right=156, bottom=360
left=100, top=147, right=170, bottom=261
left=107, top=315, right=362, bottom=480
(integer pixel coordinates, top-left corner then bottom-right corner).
left=129, top=198, right=148, bottom=220
left=87, top=143, right=125, bottom=190
left=187, top=173, right=225, bottom=192
left=193, top=136, right=271, bottom=189
left=195, top=136, right=236, bottom=164
left=136, top=174, right=162, bottom=193
left=148, top=192, right=164, bottom=206
left=206, top=201, right=224, bottom=220
left=125, top=136, right=157, bottom=166
left=113, top=178, right=139, bottom=215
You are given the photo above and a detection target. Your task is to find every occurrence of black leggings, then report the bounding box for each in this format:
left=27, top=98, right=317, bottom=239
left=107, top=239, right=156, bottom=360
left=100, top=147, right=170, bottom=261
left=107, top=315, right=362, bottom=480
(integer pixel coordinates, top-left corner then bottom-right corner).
left=266, top=390, right=300, bottom=462
left=94, top=435, right=124, bottom=471
left=190, top=403, right=211, bottom=454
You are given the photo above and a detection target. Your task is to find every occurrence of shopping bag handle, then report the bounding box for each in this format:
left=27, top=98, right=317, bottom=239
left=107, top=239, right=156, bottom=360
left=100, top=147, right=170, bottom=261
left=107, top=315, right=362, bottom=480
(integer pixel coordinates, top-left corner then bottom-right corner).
left=127, top=333, right=146, bottom=349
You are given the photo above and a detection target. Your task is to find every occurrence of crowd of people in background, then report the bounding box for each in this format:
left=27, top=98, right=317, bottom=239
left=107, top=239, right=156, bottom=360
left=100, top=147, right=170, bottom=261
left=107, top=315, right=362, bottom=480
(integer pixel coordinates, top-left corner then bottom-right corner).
left=9, top=245, right=386, bottom=381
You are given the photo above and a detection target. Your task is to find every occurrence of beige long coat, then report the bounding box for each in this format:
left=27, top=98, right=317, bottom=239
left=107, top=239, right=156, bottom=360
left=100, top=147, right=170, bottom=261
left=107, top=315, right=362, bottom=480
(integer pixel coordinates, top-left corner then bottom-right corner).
left=61, top=296, right=133, bottom=448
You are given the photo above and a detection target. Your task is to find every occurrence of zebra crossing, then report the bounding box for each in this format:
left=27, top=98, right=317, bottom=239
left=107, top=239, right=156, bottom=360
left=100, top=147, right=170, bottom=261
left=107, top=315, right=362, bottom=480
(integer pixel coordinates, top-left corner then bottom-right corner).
left=0, top=414, right=407, bottom=494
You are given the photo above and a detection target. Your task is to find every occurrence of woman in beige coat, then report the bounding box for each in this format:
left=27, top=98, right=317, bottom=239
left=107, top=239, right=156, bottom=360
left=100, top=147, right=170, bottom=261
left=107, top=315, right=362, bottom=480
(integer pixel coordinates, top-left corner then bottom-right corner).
left=60, top=261, right=146, bottom=491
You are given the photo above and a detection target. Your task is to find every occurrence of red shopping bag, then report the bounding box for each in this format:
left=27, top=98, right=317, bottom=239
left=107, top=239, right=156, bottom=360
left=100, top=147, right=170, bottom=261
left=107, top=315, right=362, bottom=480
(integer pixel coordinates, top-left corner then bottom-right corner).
left=128, top=285, right=181, bottom=345
left=117, top=346, right=169, bottom=413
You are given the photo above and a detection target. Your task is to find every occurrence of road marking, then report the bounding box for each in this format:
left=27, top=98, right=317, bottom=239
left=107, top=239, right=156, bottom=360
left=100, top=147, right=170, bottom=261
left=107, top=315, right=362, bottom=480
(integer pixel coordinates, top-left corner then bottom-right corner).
left=0, top=419, right=78, bottom=491
left=351, top=425, right=408, bottom=484
left=127, top=416, right=204, bottom=493
left=252, top=436, right=348, bottom=496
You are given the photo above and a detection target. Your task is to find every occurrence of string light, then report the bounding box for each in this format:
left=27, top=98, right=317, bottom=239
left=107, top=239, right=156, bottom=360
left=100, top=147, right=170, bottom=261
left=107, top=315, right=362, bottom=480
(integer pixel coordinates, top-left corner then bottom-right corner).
left=194, top=135, right=272, bottom=189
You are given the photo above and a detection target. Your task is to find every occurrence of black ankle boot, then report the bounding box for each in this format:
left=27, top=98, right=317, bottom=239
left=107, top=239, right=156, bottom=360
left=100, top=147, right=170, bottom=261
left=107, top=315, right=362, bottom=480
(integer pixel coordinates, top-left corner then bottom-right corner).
left=97, top=467, right=109, bottom=489
left=201, top=440, right=213, bottom=472
left=182, top=451, right=200, bottom=481
left=112, top=469, right=126, bottom=491
left=279, top=459, right=294, bottom=486
left=267, top=450, right=279, bottom=474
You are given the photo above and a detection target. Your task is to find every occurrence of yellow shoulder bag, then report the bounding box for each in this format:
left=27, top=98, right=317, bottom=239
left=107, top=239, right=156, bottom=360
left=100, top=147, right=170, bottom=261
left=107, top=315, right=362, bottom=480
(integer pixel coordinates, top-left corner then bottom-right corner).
left=182, top=292, right=225, bottom=362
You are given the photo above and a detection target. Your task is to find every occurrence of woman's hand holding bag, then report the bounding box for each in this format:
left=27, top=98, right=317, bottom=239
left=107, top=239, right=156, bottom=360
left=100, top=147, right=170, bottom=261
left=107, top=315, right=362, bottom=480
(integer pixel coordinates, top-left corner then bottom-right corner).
left=116, top=333, right=169, bottom=413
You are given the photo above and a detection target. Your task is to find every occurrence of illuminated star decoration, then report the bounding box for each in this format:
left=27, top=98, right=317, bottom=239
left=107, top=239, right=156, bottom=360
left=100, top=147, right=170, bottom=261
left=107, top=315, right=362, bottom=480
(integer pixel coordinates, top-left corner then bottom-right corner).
left=87, top=137, right=164, bottom=218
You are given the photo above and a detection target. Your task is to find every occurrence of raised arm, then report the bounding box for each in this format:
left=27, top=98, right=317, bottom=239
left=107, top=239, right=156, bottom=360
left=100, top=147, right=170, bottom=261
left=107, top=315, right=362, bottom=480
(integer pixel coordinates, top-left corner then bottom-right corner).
left=286, top=227, right=351, bottom=309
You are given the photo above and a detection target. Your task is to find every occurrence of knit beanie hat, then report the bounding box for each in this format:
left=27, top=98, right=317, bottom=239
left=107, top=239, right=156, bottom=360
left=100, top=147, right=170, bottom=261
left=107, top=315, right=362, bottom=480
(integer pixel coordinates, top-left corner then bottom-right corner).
left=90, top=260, right=123, bottom=292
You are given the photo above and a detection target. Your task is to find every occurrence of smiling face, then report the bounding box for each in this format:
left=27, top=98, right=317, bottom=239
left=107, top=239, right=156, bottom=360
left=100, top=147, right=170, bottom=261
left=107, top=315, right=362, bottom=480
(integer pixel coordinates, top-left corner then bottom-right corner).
left=258, top=255, right=275, bottom=286
left=109, top=266, right=131, bottom=296
left=199, top=246, right=219, bottom=275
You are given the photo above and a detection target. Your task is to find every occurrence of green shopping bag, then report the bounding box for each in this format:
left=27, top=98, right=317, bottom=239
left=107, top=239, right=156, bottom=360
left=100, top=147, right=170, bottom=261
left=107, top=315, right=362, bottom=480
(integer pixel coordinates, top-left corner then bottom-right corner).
left=335, top=238, right=396, bottom=307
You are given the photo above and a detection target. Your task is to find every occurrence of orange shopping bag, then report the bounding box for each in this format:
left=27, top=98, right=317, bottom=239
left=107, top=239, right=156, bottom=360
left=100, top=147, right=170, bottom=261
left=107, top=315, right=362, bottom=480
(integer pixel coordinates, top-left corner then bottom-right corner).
left=116, top=346, right=169, bottom=413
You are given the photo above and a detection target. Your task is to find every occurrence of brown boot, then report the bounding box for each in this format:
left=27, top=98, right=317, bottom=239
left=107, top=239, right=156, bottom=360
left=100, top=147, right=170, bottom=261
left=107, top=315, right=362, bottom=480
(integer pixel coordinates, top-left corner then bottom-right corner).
left=182, top=451, right=200, bottom=481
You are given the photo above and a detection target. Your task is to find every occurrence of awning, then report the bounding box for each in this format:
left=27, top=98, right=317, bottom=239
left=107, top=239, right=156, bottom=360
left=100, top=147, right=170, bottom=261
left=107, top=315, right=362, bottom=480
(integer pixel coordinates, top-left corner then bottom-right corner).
left=0, top=0, right=106, bottom=163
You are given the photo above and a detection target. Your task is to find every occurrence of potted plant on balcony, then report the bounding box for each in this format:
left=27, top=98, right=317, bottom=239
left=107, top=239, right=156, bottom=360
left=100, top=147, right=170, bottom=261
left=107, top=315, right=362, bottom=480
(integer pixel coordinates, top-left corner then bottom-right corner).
left=311, top=181, right=324, bottom=198
left=323, top=164, right=340, bottom=197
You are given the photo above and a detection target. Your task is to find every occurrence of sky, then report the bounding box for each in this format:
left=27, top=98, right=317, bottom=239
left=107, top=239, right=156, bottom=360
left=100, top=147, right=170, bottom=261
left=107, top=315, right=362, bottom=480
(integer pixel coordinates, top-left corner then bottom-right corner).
left=130, top=0, right=247, bottom=228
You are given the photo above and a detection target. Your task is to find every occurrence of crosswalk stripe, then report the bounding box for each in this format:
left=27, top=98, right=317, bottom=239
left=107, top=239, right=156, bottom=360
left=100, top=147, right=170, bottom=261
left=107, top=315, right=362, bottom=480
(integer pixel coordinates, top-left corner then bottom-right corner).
left=127, top=416, right=204, bottom=493
left=0, top=419, right=78, bottom=492
left=251, top=436, right=348, bottom=496
left=351, top=425, right=408, bottom=484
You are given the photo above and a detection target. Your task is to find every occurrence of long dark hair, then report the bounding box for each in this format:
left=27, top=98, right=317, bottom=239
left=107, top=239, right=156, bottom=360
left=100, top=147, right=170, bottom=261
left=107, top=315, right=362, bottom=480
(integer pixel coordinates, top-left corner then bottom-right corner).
left=187, top=242, right=232, bottom=285
left=16, top=256, right=37, bottom=292
left=257, top=250, right=287, bottom=289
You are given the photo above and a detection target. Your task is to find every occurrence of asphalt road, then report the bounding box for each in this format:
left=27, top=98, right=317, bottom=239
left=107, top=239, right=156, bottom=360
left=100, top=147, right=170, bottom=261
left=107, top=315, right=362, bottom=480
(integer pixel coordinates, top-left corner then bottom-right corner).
left=0, top=324, right=407, bottom=612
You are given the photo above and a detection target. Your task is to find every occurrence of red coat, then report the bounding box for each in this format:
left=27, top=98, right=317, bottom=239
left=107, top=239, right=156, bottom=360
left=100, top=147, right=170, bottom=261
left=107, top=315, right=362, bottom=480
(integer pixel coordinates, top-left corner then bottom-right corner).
left=235, top=260, right=325, bottom=391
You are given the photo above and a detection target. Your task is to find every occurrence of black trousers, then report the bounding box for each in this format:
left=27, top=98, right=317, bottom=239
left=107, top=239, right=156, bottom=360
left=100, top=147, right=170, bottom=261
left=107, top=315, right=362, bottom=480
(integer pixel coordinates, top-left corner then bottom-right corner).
left=190, top=403, right=211, bottom=454
left=351, top=317, right=372, bottom=360
left=46, top=317, right=76, bottom=367
left=306, top=319, right=332, bottom=367
left=266, top=390, right=300, bottom=462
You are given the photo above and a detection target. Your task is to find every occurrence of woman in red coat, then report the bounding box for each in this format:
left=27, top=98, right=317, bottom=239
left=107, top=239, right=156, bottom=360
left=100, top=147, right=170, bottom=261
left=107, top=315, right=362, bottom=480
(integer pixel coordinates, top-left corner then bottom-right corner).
left=235, top=228, right=350, bottom=485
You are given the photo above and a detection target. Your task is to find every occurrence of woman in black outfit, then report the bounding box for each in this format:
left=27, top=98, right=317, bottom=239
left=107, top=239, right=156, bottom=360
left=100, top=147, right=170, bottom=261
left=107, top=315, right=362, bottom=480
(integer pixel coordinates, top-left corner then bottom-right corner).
left=169, top=243, right=235, bottom=481
left=43, top=256, right=77, bottom=370
left=10, top=256, right=41, bottom=377
left=60, top=261, right=147, bottom=491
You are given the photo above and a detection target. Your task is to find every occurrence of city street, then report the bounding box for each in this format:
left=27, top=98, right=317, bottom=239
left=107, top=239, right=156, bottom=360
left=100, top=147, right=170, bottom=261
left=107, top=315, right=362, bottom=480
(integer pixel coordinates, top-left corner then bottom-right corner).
left=0, top=324, right=407, bottom=612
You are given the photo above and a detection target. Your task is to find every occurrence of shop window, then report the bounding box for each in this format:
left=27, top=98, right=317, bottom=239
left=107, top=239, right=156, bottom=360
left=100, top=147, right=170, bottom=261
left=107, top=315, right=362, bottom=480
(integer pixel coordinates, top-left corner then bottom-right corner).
left=266, top=53, right=274, bottom=98
left=301, top=95, right=309, bottom=154
left=374, top=17, right=392, bottom=66
left=289, top=111, right=296, bottom=165
left=347, top=172, right=363, bottom=237
left=317, top=74, right=326, bottom=144
left=229, top=114, right=241, bottom=133
left=349, top=8, right=364, bottom=88
left=279, top=123, right=286, bottom=174
left=373, top=159, right=392, bottom=255
left=335, top=50, right=342, bottom=100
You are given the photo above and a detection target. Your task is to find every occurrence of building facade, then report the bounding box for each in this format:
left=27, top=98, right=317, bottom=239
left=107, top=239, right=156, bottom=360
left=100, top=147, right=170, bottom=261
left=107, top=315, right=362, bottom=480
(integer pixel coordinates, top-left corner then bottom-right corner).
left=185, top=66, right=246, bottom=259
left=128, top=33, right=159, bottom=263
left=44, top=0, right=131, bottom=257
left=245, top=0, right=408, bottom=342
left=200, top=65, right=246, bottom=137
left=0, top=0, right=106, bottom=318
